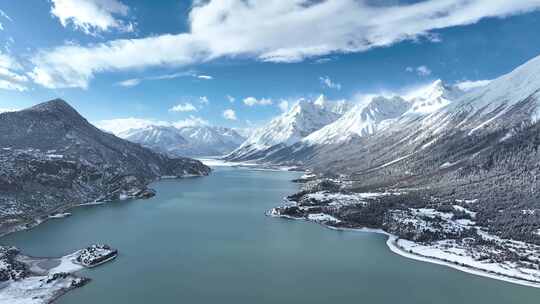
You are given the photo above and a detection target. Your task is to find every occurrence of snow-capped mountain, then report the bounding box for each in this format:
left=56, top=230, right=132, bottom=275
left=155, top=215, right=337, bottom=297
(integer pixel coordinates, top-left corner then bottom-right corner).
left=120, top=125, right=245, bottom=157
left=450, top=54, right=540, bottom=122
left=303, top=96, right=410, bottom=145
left=313, top=94, right=354, bottom=115
left=306, top=53, right=540, bottom=173
left=175, top=126, right=246, bottom=156
left=405, top=79, right=464, bottom=115
left=226, top=96, right=348, bottom=161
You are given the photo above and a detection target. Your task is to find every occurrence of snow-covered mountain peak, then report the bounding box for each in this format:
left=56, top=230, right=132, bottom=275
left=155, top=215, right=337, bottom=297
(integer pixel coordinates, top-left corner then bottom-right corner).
left=253, top=98, right=341, bottom=146
left=313, top=94, right=327, bottom=107
left=303, top=95, right=410, bottom=145
left=227, top=97, right=346, bottom=160
left=120, top=125, right=187, bottom=147
left=452, top=54, right=540, bottom=117
left=118, top=124, right=244, bottom=157
left=405, top=79, right=463, bottom=115
left=312, top=94, right=353, bottom=115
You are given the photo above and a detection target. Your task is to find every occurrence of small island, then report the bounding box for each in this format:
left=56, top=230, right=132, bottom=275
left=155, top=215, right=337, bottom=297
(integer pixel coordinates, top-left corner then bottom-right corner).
left=75, top=244, right=118, bottom=268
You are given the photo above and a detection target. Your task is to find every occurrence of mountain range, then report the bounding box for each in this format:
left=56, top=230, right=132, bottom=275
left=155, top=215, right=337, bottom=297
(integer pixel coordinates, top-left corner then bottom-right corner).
left=226, top=95, right=353, bottom=161
left=258, top=54, right=540, bottom=244
left=117, top=125, right=245, bottom=157
left=225, top=78, right=470, bottom=163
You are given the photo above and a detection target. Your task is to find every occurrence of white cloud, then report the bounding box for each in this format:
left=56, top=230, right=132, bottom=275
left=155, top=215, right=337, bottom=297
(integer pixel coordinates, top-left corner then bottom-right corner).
left=199, top=96, right=209, bottom=105
left=226, top=95, right=235, bottom=103
left=169, top=102, right=197, bottom=112
left=0, top=51, right=29, bottom=91
left=243, top=97, right=273, bottom=107
left=0, top=79, right=27, bottom=91
left=116, top=78, right=141, bottom=87
left=31, top=0, right=540, bottom=88
left=0, top=9, right=12, bottom=31
left=95, top=115, right=209, bottom=135
left=455, top=79, right=492, bottom=91
left=50, top=0, right=133, bottom=35
left=407, top=65, right=432, bottom=77
left=223, top=109, right=237, bottom=120
left=416, top=66, right=432, bottom=76
left=278, top=100, right=289, bottom=112
left=171, top=116, right=209, bottom=128
left=114, top=71, right=210, bottom=88
left=94, top=117, right=168, bottom=135
left=320, top=76, right=341, bottom=90
left=0, top=10, right=12, bottom=22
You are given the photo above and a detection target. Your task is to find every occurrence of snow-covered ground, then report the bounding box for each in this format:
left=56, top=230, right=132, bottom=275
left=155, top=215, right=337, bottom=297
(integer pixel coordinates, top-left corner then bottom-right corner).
left=0, top=274, right=86, bottom=304
left=387, top=237, right=540, bottom=288
left=270, top=190, right=540, bottom=289
left=0, top=249, right=86, bottom=304
left=197, top=158, right=297, bottom=171
left=0, top=245, right=117, bottom=304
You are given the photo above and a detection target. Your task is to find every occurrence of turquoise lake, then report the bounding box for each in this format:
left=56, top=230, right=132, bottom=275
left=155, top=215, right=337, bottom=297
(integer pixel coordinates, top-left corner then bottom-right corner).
left=2, top=166, right=540, bottom=303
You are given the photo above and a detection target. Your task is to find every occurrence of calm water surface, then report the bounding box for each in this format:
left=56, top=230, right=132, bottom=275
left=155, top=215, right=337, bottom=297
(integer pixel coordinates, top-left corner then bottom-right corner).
left=2, top=166, right=540, bottom=303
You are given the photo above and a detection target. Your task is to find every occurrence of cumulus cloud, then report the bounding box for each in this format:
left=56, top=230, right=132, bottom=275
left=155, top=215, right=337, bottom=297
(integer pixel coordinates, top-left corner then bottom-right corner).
left=31, top=0, right=540, bottom=88
left=50, top=0, right=133, bottom=35
left=320, top=76, right=341, bottom=90
left=243, top=97, right=273, bottom=107
left=407, top=65, right=432, bottom=77
left=223, top=109, right=237, bottom=120
left=95, top=115, right=209, bottom=135
left=278, top=100, right=289, bottom=112
left=169, top=102, right=197, bottom=112
left=455, top=79, right=492, bottom=91
left=226, top=95, right=235, bottom=103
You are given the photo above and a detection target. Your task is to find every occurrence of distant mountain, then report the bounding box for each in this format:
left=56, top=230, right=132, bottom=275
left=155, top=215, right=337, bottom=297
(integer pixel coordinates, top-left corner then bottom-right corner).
left=0, top=99, right=210, bottom=234
left=226, top=96, right=351, bottom=161
left=227, top=80, right=464, bottom=164
left=119, top=125, right=245, bottom=157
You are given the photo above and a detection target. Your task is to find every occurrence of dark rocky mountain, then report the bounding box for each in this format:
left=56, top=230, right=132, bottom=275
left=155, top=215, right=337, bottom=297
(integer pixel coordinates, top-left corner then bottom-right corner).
left=0, top=99, right=210, bottom=234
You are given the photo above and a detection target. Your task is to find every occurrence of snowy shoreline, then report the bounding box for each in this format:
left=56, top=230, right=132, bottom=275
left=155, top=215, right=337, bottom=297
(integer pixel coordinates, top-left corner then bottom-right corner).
left=270, top=213, right=540, bottom=289
left=197, top=158, right=301, bottom=172
left=385, top=236, right=540, bottom=289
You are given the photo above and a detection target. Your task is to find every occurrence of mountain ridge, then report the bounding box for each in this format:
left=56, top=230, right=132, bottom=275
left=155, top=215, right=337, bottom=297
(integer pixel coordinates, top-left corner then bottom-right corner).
left=0, top=99, right=211, bottom=234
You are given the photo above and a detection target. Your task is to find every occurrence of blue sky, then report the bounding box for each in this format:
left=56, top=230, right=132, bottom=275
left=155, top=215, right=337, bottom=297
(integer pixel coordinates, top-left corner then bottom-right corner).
left=1, top=0, right=540, bottom=131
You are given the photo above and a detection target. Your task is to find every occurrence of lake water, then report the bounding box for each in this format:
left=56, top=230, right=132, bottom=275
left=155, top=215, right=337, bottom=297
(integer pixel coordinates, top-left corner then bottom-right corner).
left=2, top=166, right=540, bottom=303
